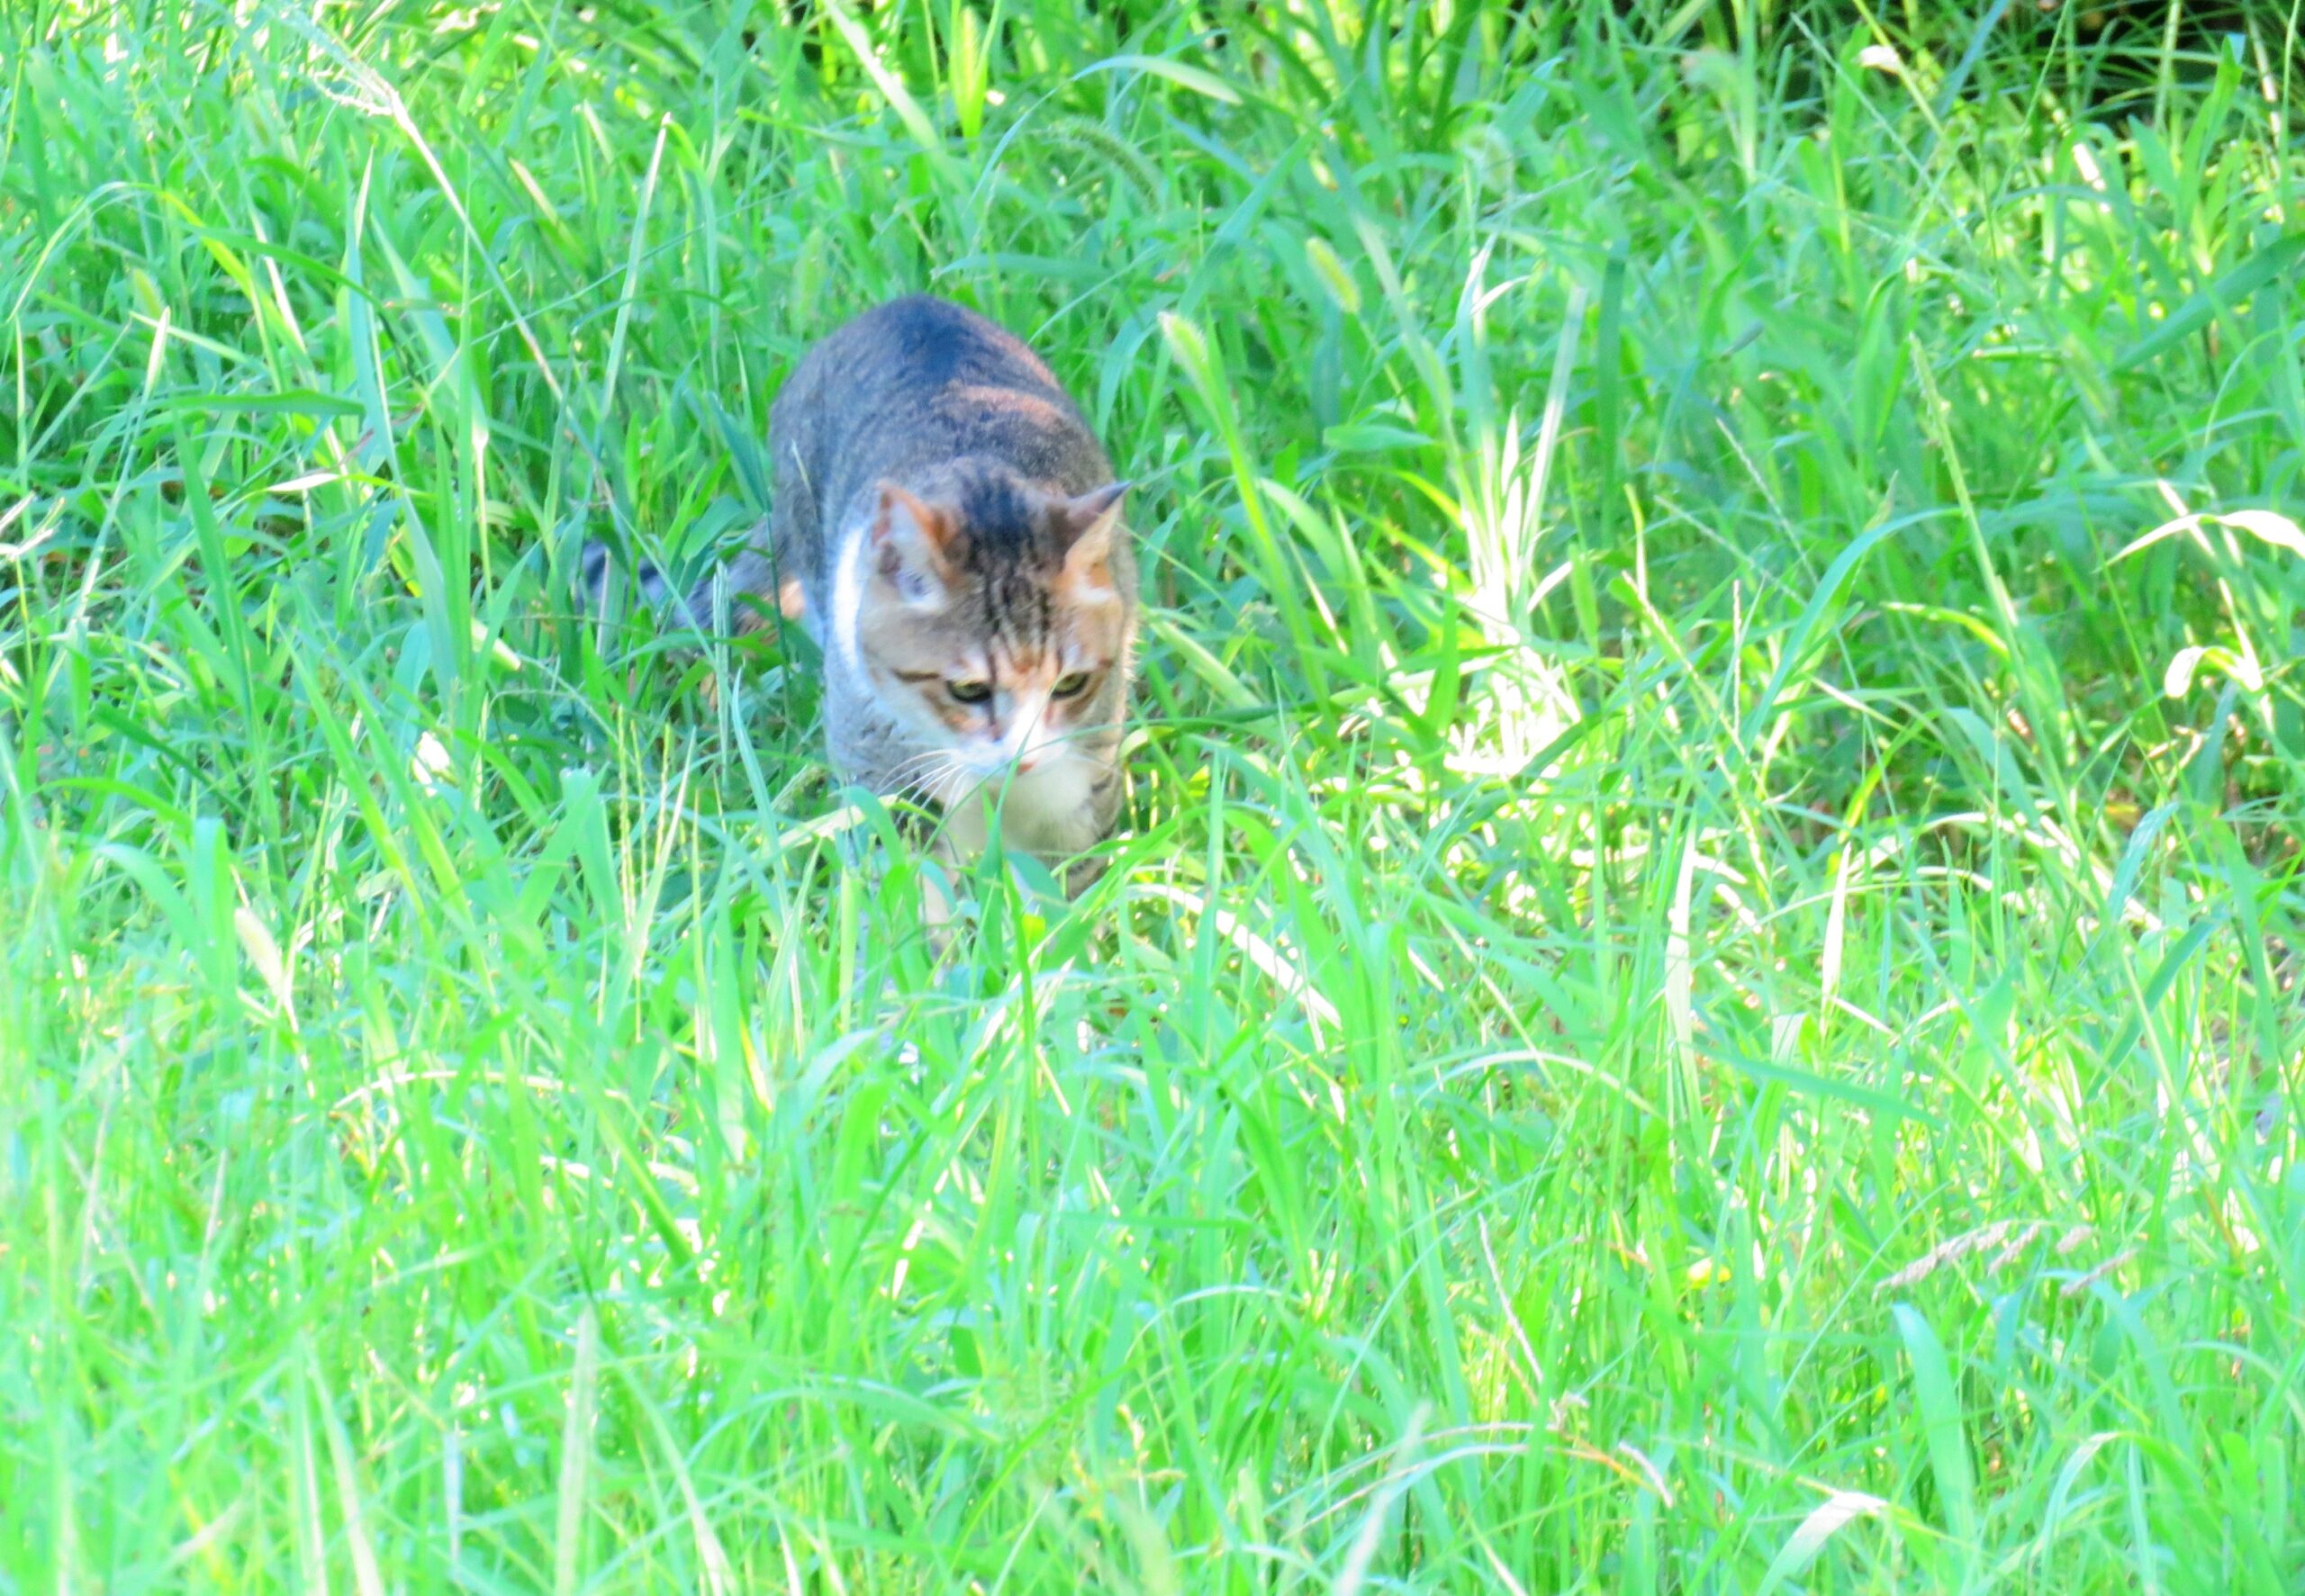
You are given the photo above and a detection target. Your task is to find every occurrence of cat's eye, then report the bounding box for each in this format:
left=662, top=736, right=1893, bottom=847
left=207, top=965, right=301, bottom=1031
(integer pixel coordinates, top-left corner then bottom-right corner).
left=1051, top=672, right=1092, bottom=699
left=945, top=678, right=993, bottom=705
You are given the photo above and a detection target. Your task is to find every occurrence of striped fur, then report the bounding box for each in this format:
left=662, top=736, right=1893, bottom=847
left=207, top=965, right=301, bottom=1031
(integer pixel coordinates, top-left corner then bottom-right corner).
left=584, top=295, right=1135, bottom=885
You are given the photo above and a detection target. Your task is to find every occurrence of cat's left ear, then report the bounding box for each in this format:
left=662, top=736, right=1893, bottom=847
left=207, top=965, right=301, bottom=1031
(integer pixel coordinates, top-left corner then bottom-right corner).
left=1055, top=482, right=1128, bottom=597
left=872, top=482, right=958, bottom=605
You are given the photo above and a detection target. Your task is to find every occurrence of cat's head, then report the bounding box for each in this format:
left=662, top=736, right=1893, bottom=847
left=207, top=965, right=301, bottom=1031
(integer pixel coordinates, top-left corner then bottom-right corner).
left=846, top=463, right=1134, bottom=790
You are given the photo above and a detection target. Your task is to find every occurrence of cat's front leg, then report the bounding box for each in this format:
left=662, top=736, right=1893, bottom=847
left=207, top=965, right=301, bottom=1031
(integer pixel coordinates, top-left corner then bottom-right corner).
left=914, top=795, right=990, bottom=960
left=1062, top=855, right=1110, bottom=898
left=1053, top=744, right=1125, bottom=897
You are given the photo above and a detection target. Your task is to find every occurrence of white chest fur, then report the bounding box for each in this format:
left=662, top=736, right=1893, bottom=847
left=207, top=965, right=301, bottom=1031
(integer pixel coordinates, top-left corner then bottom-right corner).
left=941, top=760, right=1099, bottom=861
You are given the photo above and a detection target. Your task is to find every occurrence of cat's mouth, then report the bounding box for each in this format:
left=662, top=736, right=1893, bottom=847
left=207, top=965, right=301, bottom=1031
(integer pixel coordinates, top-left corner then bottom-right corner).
left=965, top=747, right=1064, bottom=782
left=948, top=755, right=1102, bottom=847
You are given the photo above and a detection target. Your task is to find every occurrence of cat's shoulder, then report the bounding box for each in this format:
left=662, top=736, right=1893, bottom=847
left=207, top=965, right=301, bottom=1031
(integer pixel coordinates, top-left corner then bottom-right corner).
left=826, top=294, right=1045, bottom=373
left=830, top=293, right=987, bottom=347
left=867, top=292, right=980, bottom=326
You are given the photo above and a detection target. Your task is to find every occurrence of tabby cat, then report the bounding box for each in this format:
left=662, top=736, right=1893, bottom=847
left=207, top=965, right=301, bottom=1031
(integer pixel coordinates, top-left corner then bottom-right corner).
left=585, top=294, right=1135, bottom=885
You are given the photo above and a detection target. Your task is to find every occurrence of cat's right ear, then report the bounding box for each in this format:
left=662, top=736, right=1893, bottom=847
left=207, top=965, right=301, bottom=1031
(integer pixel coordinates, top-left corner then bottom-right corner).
left=1055, top=481, right=1127, bottom=602
left=872, top=482, right=956, bottom=605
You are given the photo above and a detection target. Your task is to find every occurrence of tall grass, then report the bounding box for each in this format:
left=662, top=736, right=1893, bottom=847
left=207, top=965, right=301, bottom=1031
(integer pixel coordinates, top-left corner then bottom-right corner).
left=3, top=1, right=2300, bottom=1590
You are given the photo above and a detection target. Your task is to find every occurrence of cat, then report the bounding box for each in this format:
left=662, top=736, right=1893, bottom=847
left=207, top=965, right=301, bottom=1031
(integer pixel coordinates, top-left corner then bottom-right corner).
left=583, top=293, right=1135, bottom=891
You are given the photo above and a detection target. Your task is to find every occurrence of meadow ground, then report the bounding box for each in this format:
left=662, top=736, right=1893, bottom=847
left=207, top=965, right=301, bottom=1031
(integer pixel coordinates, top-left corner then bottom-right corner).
left=4, top=1, right=2303, bottom=1591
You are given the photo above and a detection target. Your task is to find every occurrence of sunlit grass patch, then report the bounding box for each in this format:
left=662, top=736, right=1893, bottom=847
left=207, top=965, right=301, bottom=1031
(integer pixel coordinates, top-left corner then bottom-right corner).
left=3, top=2, right=2301, bottom=1591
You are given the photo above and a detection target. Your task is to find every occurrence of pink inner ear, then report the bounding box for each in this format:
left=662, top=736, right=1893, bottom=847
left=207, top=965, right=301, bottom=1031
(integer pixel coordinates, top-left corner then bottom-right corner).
left=876, top=482, right=955, bottom=553
left=1062, top=534, right=1116, bottom=599
left=873, top=483, right=961, bottom=603
left=1055, top=482, right=1128, bottom=549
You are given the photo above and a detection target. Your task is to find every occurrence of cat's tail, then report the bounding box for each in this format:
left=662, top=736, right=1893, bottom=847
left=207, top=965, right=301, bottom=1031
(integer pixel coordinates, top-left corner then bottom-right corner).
left=578, top=539, right=670, bottom=616
left=578, top=538, right=789, bottom=642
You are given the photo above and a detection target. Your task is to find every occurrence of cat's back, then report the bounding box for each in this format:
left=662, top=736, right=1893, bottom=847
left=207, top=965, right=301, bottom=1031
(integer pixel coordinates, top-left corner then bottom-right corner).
left=822, top=294, right=1062, bottom=391
left=774, top=295, right=1102, bottom=507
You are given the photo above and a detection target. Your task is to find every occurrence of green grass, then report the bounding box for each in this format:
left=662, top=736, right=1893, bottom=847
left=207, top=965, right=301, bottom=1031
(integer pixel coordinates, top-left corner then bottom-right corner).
left=4, top=0, right=2303, bottom=1590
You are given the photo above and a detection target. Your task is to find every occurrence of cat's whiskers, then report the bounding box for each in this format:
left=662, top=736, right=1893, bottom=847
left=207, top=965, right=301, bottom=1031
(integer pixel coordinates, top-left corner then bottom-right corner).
left=886, top=748, right=969, bottom=806
left=884, top=748, right=948, bottom=788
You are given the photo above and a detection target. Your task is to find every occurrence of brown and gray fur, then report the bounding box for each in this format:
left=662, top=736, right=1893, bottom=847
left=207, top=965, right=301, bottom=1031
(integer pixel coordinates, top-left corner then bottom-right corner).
left=584, top=294, right=1135, bottom=878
